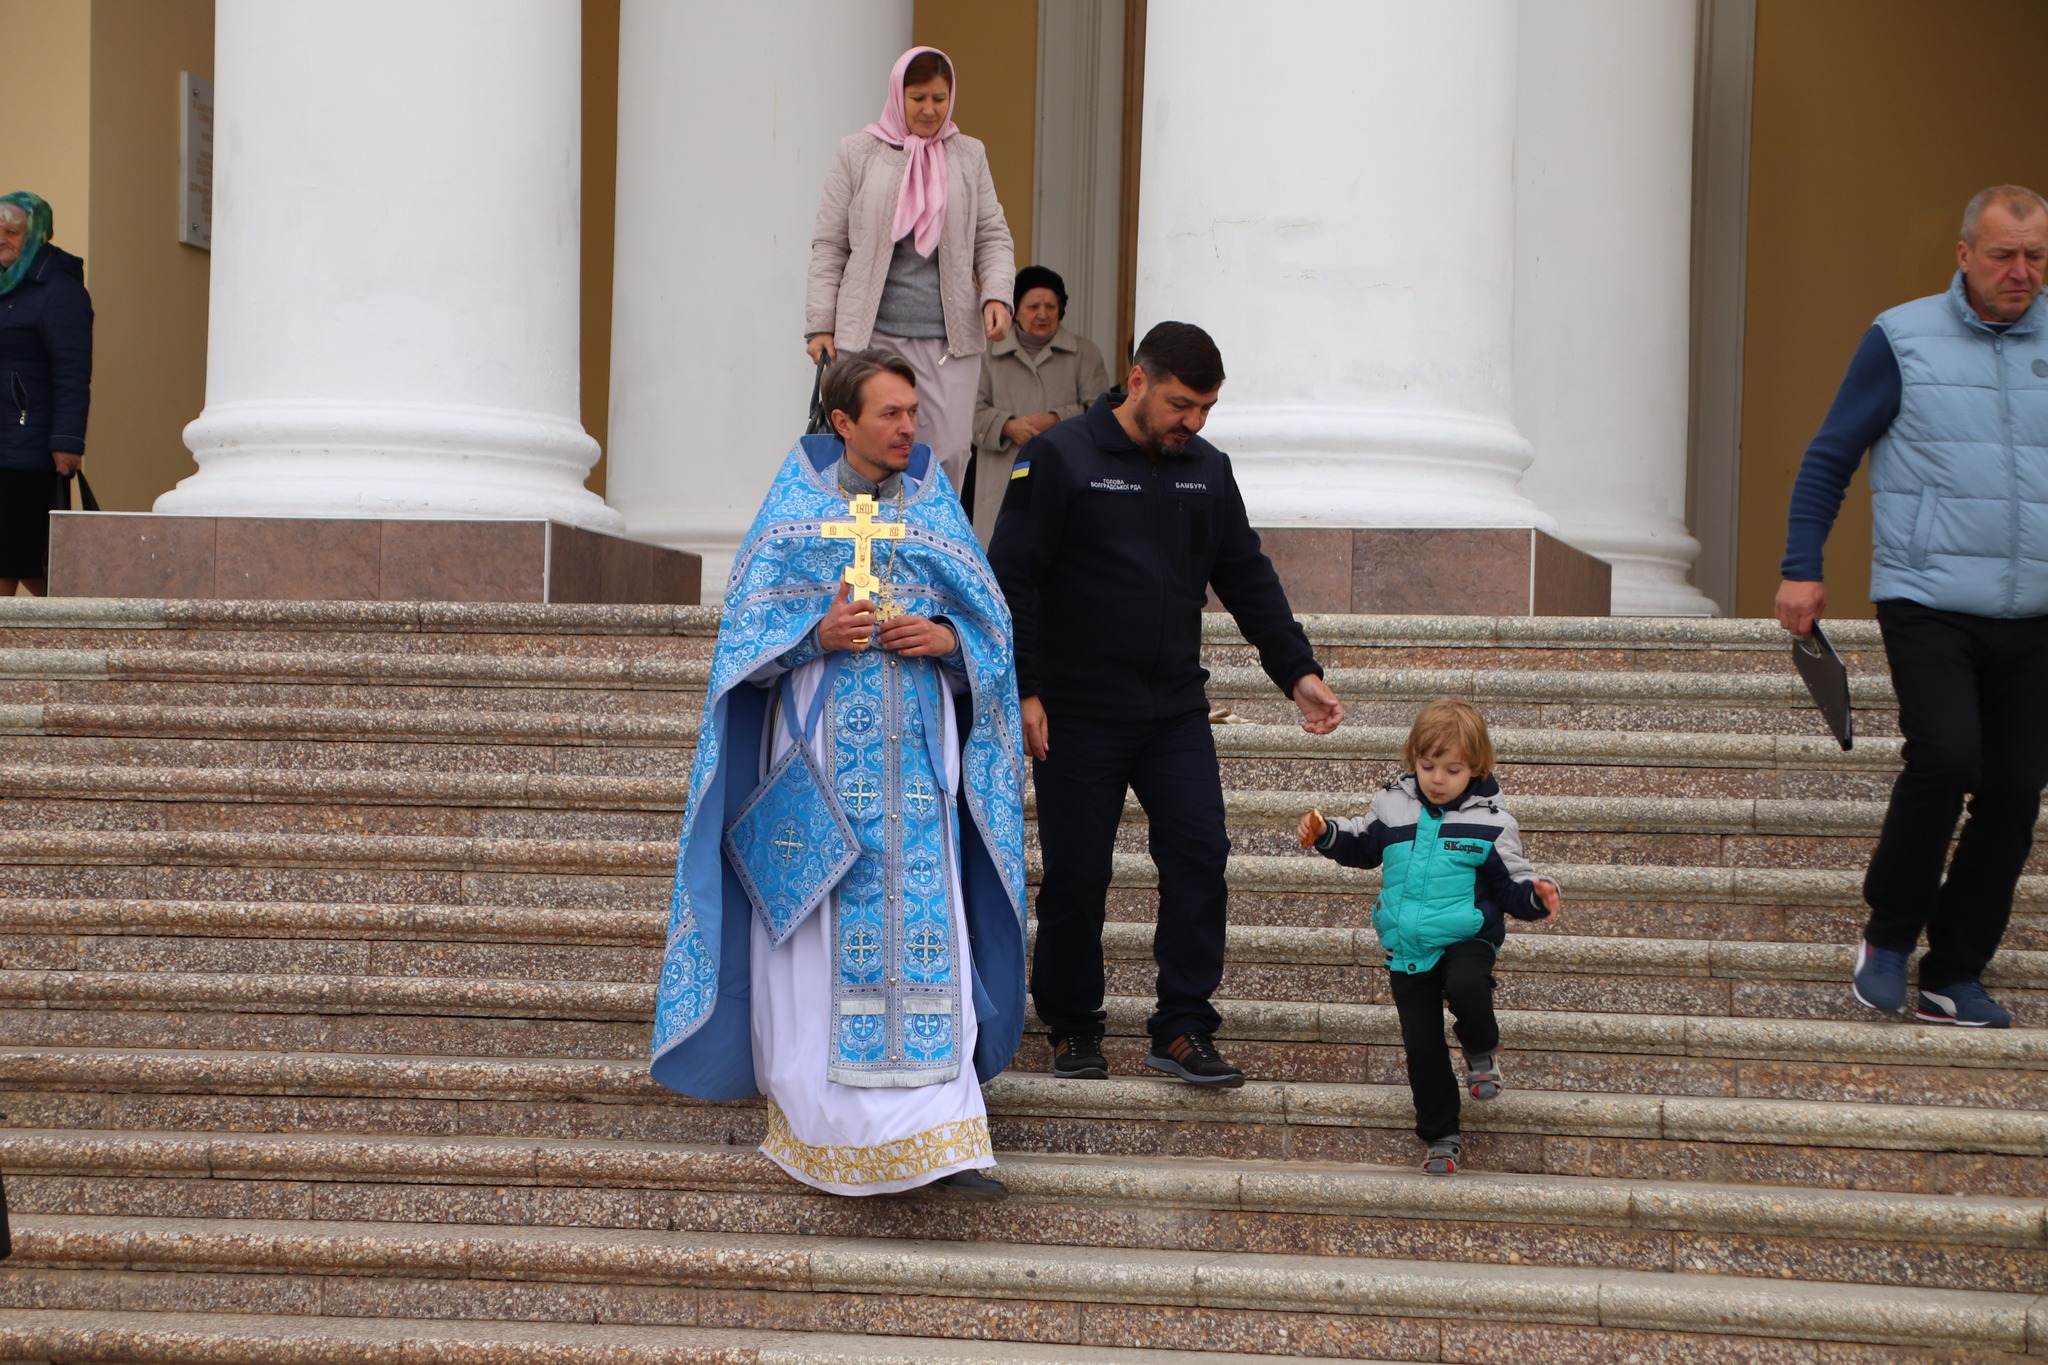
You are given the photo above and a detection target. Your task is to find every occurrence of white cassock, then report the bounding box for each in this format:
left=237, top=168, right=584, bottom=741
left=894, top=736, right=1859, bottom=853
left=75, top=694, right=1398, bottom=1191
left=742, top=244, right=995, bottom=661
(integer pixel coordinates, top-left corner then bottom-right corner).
left=744, top=652, right=995, bottom=1195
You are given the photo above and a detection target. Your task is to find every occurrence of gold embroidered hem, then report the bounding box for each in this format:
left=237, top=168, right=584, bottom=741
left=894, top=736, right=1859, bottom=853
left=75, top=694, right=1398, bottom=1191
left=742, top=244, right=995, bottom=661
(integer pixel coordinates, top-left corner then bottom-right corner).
left=760, top=1098, right=993, bottom=1195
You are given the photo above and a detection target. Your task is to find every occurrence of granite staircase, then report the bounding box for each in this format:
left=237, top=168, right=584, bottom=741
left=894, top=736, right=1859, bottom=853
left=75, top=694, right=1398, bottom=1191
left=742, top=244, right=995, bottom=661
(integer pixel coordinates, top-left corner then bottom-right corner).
left=0, top=599, right=2041, bottom=1363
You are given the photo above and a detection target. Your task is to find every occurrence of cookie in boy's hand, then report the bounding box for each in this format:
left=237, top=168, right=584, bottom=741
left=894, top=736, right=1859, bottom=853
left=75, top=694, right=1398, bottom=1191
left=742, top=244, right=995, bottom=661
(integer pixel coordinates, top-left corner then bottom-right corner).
left=1297, top=809, right=1326, bottom=849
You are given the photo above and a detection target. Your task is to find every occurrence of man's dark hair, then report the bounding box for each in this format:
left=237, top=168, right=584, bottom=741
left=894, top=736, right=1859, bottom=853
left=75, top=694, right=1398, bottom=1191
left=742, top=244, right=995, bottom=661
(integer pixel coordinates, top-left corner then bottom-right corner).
left=1133, top=321, right=1225, bottom=393
left=823, top=349, right=916, bottom=427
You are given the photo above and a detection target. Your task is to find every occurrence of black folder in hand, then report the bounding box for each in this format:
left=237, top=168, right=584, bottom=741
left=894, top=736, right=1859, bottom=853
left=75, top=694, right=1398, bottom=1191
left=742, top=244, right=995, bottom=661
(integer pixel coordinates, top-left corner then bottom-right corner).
left=1791, top=621, right=1853, bottom=750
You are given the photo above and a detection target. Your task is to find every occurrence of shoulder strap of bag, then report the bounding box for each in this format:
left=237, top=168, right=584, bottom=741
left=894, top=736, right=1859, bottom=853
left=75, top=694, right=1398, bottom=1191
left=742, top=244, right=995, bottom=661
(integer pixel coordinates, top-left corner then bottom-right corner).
left=805, top=355, right=832, bottom=436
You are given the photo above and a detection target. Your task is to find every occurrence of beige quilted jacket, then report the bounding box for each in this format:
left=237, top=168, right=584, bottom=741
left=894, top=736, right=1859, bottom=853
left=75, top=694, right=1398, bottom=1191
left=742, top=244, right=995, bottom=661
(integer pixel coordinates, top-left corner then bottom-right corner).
left=806, top=131, right=1016, bottom=356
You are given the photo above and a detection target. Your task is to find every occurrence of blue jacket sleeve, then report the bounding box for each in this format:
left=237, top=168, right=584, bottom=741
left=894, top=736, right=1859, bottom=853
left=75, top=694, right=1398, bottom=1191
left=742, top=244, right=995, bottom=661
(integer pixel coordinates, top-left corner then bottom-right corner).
left=1780, top=325, right=1901, bottom=582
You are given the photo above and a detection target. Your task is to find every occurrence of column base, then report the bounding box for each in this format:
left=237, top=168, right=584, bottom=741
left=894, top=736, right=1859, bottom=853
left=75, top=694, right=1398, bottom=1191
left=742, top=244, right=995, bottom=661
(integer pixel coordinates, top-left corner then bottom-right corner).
left=1546, top=514, right=1718, bottom=618
left=1234, top=527, right=1611, bottom=616
left=47, top=514, right=701, bottom=605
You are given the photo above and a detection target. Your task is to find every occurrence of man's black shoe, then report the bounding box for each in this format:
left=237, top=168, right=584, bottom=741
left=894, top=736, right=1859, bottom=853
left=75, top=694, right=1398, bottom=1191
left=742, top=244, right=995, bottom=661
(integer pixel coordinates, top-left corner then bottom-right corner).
left=1050, top=1031, right=1109, bottom=1079
left=1144, top=1031, right=1245, bottom=1087
left=927, top=1169, right=1008, bottom=1200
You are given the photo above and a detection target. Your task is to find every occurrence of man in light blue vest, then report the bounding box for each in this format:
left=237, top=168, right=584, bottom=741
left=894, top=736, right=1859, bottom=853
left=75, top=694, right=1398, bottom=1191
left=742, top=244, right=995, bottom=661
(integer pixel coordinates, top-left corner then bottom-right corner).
left=1777, top=185, right=2048, bottom=1030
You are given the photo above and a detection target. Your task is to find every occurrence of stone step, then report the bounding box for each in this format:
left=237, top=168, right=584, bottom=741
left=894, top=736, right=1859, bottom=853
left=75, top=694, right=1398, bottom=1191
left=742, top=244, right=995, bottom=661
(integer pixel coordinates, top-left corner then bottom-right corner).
left=0, top=646, right=701, bottom=688
left=1, top=1213, right=2036, bottom=1362
left=0, top=644, right=1893, bottom=732
left=1209, top=611, right=1887, bottom=659
left=8, top=890, right=2044, bottom=1016
left=0, top=709, right=1892, bottom=770
left=1, top=969, right=2036, bottom=1104
left=0, top=756, right=1943, bottom=873
left=0, top=762, right=1921, bottom=843
left=0, top=597, right=1875, bottom=663
left=0, top=700, right=693, bottom=746
left=0, top=714, right=1902, bottom=801
left=4, top=1048, right=2042, bottom=1195
left=1216, top=722, right=1903, bottom=795
left=4, top=834, right=2048, bottom=947
left=0, top=593, right=720, bottom=642
left=10, top=903, right=2044, bottom=1010
left=3, top=1133, right=2042, bottom=1295
left=0, top=1310, right=1350, bottom=1365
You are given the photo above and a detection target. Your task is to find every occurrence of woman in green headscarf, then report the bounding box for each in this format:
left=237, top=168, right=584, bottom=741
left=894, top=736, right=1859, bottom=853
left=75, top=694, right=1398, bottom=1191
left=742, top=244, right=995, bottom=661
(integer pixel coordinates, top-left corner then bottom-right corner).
left=0, top=191, right=93, bottom=595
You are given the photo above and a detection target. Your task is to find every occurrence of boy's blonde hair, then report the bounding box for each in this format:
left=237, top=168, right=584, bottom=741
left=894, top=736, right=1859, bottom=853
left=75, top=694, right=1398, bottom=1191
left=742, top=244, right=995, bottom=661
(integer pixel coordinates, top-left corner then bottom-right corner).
left=1402, top=698, right=1495, bottom=778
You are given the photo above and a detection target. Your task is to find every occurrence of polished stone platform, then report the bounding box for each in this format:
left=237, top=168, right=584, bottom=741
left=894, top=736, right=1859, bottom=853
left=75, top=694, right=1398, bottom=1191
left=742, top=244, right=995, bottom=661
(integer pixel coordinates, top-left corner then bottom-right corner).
left=1248, top=526, right=1612, bottom=615
left=46, top=512, right=701, bottom=605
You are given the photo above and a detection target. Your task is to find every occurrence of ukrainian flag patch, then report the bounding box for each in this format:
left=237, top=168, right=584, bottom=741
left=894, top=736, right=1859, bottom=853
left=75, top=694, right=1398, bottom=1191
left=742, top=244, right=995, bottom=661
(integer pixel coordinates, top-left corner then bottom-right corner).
left=1010, top=460, right=1031, bottom=480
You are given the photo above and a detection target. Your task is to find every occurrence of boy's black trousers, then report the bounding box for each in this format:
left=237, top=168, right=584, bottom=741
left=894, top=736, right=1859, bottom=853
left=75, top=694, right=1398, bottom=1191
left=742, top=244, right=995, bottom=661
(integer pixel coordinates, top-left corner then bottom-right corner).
left=1864, top=601, right=2048, bottom=988
left=1387, top=941, right=1500, bottom=1142
left=1030, top=706, right=1229, bottom=1045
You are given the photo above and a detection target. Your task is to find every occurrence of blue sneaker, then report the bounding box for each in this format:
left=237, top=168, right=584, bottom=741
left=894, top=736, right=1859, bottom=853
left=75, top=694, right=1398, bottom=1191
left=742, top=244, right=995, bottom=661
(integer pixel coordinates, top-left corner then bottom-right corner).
left=1852, top=940, right=1910, bottom=1014
left=1914, top=981, right=2013, bottom=1028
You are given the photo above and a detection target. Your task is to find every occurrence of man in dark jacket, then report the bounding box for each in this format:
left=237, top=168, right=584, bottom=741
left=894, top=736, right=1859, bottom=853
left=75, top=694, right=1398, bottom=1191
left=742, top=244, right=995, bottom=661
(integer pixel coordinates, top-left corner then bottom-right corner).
left=988, top=321, right=1343, bottom=1086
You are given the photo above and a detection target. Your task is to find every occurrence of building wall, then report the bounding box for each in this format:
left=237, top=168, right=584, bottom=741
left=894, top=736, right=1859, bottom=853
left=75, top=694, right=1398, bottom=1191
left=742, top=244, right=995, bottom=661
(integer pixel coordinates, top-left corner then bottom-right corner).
left=0, top=3, right=93, bottom=260
left=913, top=0, right=1038, bottom=269
left=1736, top=0, right=2048, bottom=617
left=83, top=0, right=214, bottom=516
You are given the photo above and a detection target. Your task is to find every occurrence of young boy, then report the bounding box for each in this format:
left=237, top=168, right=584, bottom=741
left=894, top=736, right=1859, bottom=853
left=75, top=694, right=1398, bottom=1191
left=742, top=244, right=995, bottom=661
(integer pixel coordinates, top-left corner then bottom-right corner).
left=1298, top=699, right=1560, bottom=1175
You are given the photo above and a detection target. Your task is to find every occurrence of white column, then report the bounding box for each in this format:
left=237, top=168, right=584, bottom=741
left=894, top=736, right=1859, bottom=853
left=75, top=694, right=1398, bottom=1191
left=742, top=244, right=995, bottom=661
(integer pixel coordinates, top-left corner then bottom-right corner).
left=1136, top=1, right=1550, bottom=532
left=1513, top=0, right=1716, bottom=616
left=606, top=0, right=913, bottom=589
left=160, top=0, right=621, bottom=533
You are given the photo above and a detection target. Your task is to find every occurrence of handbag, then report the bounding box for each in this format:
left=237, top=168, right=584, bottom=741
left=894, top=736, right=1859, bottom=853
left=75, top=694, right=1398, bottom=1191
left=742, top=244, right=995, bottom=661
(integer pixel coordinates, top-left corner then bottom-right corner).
left=723, top=658, right=860, bottom=946
left=805, top=355, right=833, bottom=436
left=51, top=471, right=97, bottom=512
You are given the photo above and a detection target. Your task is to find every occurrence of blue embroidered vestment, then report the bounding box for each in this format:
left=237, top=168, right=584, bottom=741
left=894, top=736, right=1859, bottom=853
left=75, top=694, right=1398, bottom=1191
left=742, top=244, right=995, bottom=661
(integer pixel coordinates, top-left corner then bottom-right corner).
left=650, top=437, right=1028, bottom=1101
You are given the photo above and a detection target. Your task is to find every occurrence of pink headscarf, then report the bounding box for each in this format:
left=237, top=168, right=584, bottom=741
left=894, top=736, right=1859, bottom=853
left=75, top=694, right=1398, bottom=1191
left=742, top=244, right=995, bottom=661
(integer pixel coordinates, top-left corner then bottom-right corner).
left=864, top=46, right=958, bottom=259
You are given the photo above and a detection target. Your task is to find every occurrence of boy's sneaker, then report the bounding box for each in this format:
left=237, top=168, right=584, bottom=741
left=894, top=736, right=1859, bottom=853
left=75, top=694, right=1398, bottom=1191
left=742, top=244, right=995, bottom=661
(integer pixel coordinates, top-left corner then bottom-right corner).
left=1144, top=1031, right=1246, bottom=1087
left=1050, top=1031, right=1109, bottom=1079
left=1914, top=981, right=2013, bottom=1028
left=1464, top=1049, right=1502, bottom=1101
left=1851, top=939, right=1910, bottom=1014
left=1422, top=1136, right=1462, bottom=1175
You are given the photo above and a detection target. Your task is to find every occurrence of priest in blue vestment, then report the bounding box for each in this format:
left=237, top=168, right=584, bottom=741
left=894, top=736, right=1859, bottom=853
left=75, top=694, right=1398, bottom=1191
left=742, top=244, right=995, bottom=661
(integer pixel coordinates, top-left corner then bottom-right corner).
left=651, top=350, right=1028, bottom=1198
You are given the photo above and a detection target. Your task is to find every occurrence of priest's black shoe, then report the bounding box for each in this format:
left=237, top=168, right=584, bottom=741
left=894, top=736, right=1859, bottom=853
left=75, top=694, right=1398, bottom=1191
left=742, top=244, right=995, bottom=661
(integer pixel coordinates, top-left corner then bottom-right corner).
left=1145, top=1031, right=1245, bottom=1087
left=1050, top=1030, right=1109, bottom=1079
left=927, top=1169, right=1008, bottom=1200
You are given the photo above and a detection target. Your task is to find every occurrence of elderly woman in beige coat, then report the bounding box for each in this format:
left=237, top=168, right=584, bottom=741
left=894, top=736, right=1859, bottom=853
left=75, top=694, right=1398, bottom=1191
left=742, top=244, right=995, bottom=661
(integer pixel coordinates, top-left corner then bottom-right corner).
left=806, top=46, right=1015, bottom=494
left=968, top=266, right=1111, bottom=541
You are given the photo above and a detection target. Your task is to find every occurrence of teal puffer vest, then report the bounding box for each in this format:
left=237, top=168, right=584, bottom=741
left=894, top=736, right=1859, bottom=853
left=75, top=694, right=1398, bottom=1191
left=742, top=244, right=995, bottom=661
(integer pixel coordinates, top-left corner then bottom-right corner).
left=1372, top=801, right=1489, bottom=973
left=1870, top=274, right=2048, bottom=617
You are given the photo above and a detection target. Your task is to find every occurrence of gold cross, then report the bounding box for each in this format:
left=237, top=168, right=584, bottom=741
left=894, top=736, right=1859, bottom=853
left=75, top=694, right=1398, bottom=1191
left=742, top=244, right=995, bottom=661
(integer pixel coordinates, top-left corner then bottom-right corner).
left=820, top=494, right=907, bottom=618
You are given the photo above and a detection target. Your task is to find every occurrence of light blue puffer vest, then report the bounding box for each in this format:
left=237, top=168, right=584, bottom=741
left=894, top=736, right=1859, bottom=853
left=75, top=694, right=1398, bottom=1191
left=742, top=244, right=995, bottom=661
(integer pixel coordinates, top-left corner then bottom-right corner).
left=1869, top=273, right=2048, bottom=618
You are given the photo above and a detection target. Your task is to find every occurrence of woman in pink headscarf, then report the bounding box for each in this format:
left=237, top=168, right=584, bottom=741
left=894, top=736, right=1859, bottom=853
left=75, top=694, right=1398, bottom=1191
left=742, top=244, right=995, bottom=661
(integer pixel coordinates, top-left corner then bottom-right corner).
left=806, top=46, right=1016, bottom=496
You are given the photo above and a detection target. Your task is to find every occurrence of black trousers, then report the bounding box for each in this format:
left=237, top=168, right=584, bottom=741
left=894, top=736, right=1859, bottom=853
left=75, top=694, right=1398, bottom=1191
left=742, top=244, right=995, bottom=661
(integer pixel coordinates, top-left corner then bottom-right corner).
left=1031, top=706, right=1230, bottom=1043
left=1864, top=600, right=2048, bottom=987
left=0, top=470, right=60, bottom=580
left=1386, top=941, right=1500, bottom=1143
